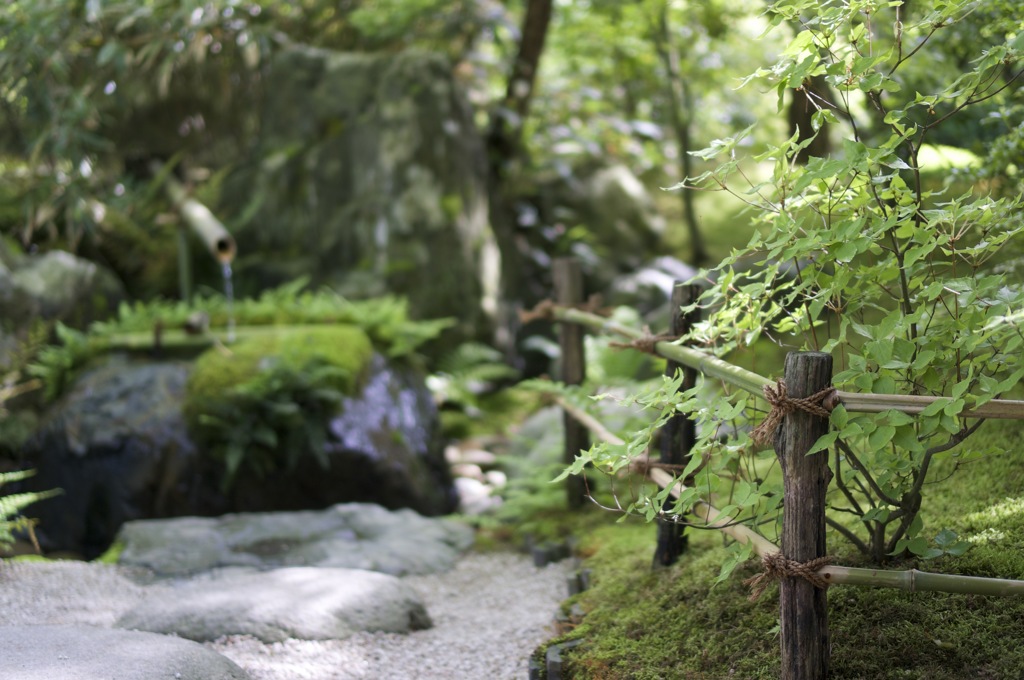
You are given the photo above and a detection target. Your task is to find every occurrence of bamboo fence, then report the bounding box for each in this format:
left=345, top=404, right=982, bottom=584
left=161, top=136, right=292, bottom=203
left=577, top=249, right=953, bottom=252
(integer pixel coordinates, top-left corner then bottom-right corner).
left=544, top=259, right=1024, bottom=680
left=556, top=395, right=1024, bottom=598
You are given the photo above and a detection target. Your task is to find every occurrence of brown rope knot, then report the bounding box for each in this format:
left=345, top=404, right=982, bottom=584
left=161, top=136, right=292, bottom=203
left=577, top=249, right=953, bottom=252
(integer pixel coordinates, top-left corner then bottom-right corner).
left=743, top=552, right=833, bottom=602
left=518, top=296, right=612, bottom=325
left=518, top=299, right=557, bottom=324
left=609, top=329, right=679, bottom=355
left=750, top=379, right=836, bottom=447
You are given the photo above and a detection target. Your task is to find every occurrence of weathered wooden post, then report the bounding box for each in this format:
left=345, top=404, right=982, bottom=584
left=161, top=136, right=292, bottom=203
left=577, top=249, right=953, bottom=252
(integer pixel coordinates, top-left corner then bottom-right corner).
left=776, top=351, right=833, bottom=680
left=554, top=257, right=588, bottom=509
left=653, top=282, right=700, bottom=568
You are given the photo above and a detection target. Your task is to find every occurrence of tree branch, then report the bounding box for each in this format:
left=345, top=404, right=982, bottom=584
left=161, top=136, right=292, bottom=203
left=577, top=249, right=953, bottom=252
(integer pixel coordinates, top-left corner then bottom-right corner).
left=836, top=438, right=902, bottom=507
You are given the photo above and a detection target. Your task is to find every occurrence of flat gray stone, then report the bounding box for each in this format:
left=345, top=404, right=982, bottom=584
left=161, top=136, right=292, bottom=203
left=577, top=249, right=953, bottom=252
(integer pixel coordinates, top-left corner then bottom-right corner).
left=0, top=624, right=249, bottom=680
left=117, top=502, right=474, bottom=577
left=116, top=566, right=431, bottom=643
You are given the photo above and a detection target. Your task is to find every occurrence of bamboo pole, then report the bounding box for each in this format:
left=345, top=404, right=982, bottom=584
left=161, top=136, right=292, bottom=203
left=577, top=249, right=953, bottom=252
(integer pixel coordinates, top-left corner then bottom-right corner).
left=553, top=306, right=772, bottom=396
left=158, top=164, right=237, bottom=265
left=834, top=390, right=1024, bottom=420
left=548, top=304, right=1024, bottom=421
left=646, top=467, right=780, bottom=557
left=820, top=566, right=1024, bottom=596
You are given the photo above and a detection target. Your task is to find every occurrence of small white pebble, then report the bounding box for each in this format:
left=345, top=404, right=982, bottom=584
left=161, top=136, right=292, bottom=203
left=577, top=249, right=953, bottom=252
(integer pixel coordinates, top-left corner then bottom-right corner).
left=484, top=470, right=508, bottom=488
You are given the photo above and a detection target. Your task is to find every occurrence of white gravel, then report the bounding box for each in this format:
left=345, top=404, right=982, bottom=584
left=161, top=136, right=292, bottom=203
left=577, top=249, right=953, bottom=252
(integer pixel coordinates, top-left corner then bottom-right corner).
left=0, top=553, right=571, bottom=680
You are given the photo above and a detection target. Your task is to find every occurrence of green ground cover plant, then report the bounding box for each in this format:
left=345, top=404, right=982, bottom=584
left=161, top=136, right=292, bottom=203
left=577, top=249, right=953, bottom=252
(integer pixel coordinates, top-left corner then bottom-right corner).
left=539, top=418, right=1024, bottom=679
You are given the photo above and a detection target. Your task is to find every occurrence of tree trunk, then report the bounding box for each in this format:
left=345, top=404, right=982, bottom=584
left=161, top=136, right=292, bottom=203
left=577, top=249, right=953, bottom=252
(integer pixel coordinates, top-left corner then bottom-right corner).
left=654, top=3, right=709, bottom=267
left=788, top=75, right=833, bottom=164
left=485, top=0, right=554, bottom=330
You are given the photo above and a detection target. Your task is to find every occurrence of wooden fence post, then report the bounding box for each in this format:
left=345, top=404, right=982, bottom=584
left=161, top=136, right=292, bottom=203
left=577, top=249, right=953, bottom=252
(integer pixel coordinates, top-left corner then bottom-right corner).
left=653, top=282, right=700, bottom=568
left=777, top=351, right=833, bottom=680
left=554, top=257, right=588, bottom=509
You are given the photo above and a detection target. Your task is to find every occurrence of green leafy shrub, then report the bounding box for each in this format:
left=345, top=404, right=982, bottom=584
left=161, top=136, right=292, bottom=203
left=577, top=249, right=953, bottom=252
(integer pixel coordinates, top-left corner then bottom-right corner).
left=565, top=0, right=1024, bottom=572
left=184, top=325, right=375, bottom=488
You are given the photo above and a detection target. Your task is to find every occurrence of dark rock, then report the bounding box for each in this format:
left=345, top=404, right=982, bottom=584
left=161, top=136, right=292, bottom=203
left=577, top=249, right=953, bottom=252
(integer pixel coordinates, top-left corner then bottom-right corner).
left=22, top=357, right=200, bottom=558
left=531, top=540, right=571, bottom=568
left=22, top=353, right=457, bottom=557
left=226, top=354, right=458, bottom=518
left=546, top=638, right=585, bottom=680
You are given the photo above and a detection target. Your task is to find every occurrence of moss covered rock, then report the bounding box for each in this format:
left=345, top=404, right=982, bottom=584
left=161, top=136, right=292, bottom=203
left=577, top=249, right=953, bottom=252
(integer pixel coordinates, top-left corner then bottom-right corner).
left=20, top=324, right=455, bottom=557
left=185, top=325, right=374, bottom=413
left=184, top=325, right=375, bottom=484
left=222, top=46, right=497, bottom=339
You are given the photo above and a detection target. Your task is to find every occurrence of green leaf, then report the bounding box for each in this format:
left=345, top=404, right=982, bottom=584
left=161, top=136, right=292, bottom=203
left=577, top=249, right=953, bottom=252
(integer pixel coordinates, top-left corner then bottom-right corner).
left=906, top=536, right=931, bottom=556
left=868, top=425, right=896, bottom=450
left=714, top=542, right=755, bottom=585
left=892, top=425, right=923, bottom=452
left=934, top=529, right=959, bottom=548
left=943, top=399, right=965, bottom=418
left=808, top=430, right=838, bottom=454
left=886, top=410, right=915, bottom=427
left=831, top=404, right=849, bottom=429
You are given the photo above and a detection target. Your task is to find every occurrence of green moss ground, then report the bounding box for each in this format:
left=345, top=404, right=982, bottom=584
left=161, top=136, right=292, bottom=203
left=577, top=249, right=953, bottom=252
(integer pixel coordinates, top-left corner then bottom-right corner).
left=536, top=418, right=1024, bottom=679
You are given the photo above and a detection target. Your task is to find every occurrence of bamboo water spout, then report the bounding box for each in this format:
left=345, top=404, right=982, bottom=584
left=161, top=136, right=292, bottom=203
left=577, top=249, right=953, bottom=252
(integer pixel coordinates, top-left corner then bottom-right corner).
left=154, top=162, right=237, bottom=304
left=162, top=172, right=236, bottom=265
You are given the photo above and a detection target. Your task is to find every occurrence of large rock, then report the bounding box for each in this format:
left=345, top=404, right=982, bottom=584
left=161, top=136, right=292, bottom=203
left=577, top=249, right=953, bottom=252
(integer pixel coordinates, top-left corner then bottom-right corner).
left=606, top=256, right=699, bottom=329
left=578, top=164, right=665, bottom=259
left=524, top=164, right=664, bottom=275
left=24, top=356, right=200, bottom=558
left=10, top=250, right=125, bottom=329
left=224, top=46, right=498, bottom=336
left=0, top=625, right=250, bottom=680
left=116, top=503, right=474, bottom=577
left=22, top=352, right=457, bottom=557
left=0, top=249, right=124, bottom=370
left=116, top=566, right=431, bottom=643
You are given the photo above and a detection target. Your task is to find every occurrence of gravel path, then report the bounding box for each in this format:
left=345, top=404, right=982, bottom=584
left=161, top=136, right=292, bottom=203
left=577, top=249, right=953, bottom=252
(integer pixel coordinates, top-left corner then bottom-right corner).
left=0, top=553, right=571, bottom=680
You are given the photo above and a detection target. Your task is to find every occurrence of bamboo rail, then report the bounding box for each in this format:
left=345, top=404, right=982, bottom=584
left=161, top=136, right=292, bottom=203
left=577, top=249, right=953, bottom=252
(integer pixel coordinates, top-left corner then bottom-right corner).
left=550, top=305, right=1024, bottom=421
left=556, top=393, right=1024, bottom=598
